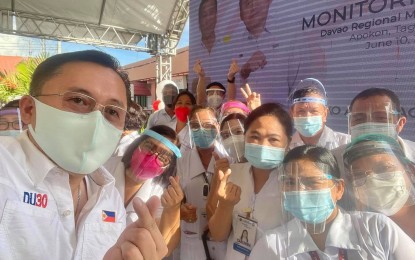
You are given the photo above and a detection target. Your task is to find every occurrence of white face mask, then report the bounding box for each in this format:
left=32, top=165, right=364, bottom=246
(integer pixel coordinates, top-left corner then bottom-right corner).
left=222, top=135, right=245, bottom=163
left=350, top=122, right=398, bottom=140
left=355, top=171, right=409, bottom=216
left=207, top=94, right=224, bottom=108
left=29, top=98, right=122, bottom=174
left=0, top=130, right=21, bottom=137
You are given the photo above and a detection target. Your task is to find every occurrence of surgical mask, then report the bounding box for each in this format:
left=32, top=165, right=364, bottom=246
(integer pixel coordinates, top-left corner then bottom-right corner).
left=0, top=130, right=21, bottom=137
left=192, top=128, right=217, bottom=148
left=293, top=116, right=323, bottom=137
left=175, top=106, right=190, bottom=122
left=244, top=143, right=285, bottom=169
left=222, top=135, right=245, bottom=162
left=29, top=98, right=122, bottom=174
left=355, top=171, right=409, bottom=216
left=130, top=149, right=165, bottom=181
left=350, top=122, right=398, bottom=140
left=207, top=94, right=224, bottom=108
left=284, top=188, right=335, bottom=224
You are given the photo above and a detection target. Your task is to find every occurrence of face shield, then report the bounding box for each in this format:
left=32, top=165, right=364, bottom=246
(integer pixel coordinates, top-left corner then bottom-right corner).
left=156, top=80, right=179, bottom=109
left=348, top=102, right=400, bottom=140
left=279, top=161, right=338, bottom=235
left=343, top=135, right=415, bottom=217
left=220, top=117, right=245, bottom=163
left=127, top=129, right=181, bottom=183
left=189, top=111, right=219, bottom=149
left=0, top=108, right=24, bottom=136
left=219, top=101, right=250, bottom=122
left=206, top=88, right=225, bottom=108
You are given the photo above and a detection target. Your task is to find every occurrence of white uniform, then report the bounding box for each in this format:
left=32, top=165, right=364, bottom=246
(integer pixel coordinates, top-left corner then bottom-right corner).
left=146, top=109, right=177, bottom=129
left=225, top=162, right=283, bottom=260
left=250, top=209, right=415, bottom=259
left=0, top=133, right=126, bottom=260
left=177, top=142, right=228, bottom=260
left=104, top=157, right=164, bottom=225
left=289, top=126, right=350, bottom=150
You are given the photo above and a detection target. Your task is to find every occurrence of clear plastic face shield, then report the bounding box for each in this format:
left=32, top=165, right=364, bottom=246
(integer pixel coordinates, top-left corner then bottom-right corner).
left=189, top=109, right=219, bottom=149
left=156, top=80, right=179, bottom=109
left=220, top=117, right=245, bottom=163
left=348, top=102, right=400, bottom=140
left=278, top=160, right=338, bottom=234
left=127, top=129, right=181, bottom=183
left=219, top=101, right=250, bottom=123
left=206, top=88, right=225, bottom=109
left=343, top=136, right=415, bottom=217
left=0, top=108, right=24, bottom=136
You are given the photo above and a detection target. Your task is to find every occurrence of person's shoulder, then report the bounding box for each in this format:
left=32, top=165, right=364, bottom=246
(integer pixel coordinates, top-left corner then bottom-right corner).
left=325, top=126, right=350, bottom=142
left=0, top=136, right=26, bottom=164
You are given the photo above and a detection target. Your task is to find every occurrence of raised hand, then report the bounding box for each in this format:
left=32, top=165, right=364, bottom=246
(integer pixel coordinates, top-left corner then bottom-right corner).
left=227, top=59, right=240, bottom=80
left=180, top=203, right=198, bottom=223
left=161, top=176, right=184, bottom=210
left=217, top=169, right=241, bottom=207
left=193, top=59, right=205, bottom=77
left=104, top=197, right=168, bottom=260
left=241, top=83, right=261, bottom=111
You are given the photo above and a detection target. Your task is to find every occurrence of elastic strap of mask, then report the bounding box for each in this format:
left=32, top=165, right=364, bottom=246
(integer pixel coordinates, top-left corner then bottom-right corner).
left=292, top=97, right=327, bottom=106
left=17, top=108, right=23, bottom=132
left=143, top=129, right=182, bottom=158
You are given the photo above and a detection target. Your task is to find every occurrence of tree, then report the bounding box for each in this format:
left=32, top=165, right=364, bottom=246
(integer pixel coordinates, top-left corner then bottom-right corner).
left=0, top=53, right=48, bottom=104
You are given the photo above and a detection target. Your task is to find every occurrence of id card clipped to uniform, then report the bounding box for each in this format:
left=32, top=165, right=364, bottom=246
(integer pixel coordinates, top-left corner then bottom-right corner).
left=232, top=208, right=257, bottom=256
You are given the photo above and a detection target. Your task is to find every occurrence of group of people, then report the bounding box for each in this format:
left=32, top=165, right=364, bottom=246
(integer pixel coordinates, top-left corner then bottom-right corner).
left=0, top=50, right=414, bottom=260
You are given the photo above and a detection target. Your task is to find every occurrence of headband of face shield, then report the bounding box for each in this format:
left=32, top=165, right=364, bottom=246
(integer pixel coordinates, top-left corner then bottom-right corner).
left=220, top=101, right=250, bottom=119
left=189, top=111, right=219, bottom=149
left=0, top=108, right=24, bottom=136
left=343, top=134, right=415, bottom=216
left=220, top=116, right=245, bottom=163
left=348, top=102, right=400, bottom=140
left=288, top=78, right=327, bottom=107
left=129, top=129, right=181, bottom=182
left=278, top=161, right=337, bottom=234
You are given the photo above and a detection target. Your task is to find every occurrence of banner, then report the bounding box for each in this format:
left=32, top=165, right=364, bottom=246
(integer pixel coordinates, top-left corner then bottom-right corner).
left=189, top=0, right=415, bottom=139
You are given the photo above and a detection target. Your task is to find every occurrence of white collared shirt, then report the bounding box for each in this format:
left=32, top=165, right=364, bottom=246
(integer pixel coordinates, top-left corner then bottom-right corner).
left=225, top=162, right=283, bottom=260
left=146, top=109, right=177, bottom=129
left=290, top=126, right=350, bottom=150
left=0, top=133, right=126, bottom=260
left=105, top=156, right=164, bottom=225
left=250, top=209, right=415, bottom=259
left=177, top=142, right=228, bottom=260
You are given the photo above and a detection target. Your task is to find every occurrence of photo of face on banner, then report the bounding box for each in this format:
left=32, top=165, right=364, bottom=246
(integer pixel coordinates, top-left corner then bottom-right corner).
left=239, top=0, right=273, bottom=39
left=199, top=0, right=218, bottom=53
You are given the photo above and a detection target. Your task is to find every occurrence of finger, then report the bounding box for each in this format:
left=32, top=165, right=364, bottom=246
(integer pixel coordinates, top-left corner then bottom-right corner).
left=161, top=196, right=168, bottom=207
left=245, top=84, right=252, bottom=95
left=222, top=169, right=232, bottom=183
left=123, top=228, right=162, bottom=260
left=169, top=176, right=182, bottom=194
left=167, top=185, right=179, bottom=200
left=184, top=203, right=195, bottom=210
left=240, top=87, right=248, bottom=99
left=121, top=241, right=144, bottom=260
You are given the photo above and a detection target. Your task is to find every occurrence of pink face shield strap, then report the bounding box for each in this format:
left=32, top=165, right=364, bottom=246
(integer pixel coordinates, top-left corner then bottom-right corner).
left=221, top=101, right=250, bottom=115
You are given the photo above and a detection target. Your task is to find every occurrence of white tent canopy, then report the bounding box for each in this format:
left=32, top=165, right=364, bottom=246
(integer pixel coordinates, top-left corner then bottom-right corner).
left=0, top=0, right=189, bottom=54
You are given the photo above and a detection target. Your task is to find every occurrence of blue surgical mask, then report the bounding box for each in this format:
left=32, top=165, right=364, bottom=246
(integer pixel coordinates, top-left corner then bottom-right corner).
left=0, top=130, right=21, bottom=137
left=244, top=143, right=285, bottom=169
left=192, top=128, right=217, bottom=149
left=284, top=188, right=335, bottom=224
left=293, top=116, right=323, bottom=137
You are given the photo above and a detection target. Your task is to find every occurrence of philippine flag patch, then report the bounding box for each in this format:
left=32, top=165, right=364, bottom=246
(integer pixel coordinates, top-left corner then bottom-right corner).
left=102, top=210, right=116, bottom=222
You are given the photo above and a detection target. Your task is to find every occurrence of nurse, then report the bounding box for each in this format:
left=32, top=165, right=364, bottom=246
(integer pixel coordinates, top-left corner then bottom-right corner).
left=343, top=134, right=415, bottom=240
left=250, top=145, right=415, bottom=259
left=173, top=90, right=196, bottom=152
left=289, top=78, right=350, bottom=150
left=105, top=125, right=183, bottom=254
left=208, top=103, right=293, bottom=260
left=177, top=106, right=229, bottom=260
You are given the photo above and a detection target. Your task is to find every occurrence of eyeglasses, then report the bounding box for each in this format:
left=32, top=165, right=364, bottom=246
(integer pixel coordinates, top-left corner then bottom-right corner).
left=279, top=174, right=334, bottom=191
left=221, top=126, right=244, bottom=140
left=189, top=120, right=217, bottom=131
left=34, top=91, right=128, bottom=128
left=0, top=120, right=22, bottom=130
left=349, top=162, right=403, bottom=186
left=139, top=140, right=173, bottom=167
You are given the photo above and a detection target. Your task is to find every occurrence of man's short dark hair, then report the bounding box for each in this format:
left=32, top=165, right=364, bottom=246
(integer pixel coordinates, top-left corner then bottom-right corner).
left=30, top=50, right=131, bottom=106
left=349, top=88, right=402, bottom=114
left=206, top=82, right=226, bottom=94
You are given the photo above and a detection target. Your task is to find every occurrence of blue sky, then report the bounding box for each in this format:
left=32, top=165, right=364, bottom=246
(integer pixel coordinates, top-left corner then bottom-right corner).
left=0, top=21, right=189, bottom=66
left=61, top=21, right=189, bottom=66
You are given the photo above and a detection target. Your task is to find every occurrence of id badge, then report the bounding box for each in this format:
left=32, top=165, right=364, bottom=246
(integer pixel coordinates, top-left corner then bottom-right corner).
left=232, top=214, right=258, bottom=256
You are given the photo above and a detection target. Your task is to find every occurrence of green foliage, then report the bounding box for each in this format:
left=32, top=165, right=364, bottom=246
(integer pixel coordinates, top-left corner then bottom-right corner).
left=0, top=53, right=48, bottom=103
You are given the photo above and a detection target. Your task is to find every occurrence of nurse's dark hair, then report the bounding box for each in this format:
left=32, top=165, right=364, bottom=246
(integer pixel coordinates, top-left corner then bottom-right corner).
left=122, top=125, right=179, bottom=187
left=283, top=145, right=341, bottom=179
left=220, top=113, right=247, bottom=131
left=30, top=50, right=131, bottom=106
left=244, top=103, right=293, bottom=138
left=349, top=88, right=402, bottom=114
left=173, top=90, right=196, bottom=107
left=189, top=105, right=217, bottom=121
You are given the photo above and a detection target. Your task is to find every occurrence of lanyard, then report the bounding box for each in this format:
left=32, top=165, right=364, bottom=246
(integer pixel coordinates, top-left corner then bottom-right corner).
left=309, top=249, right=347, bottom=260
left=202, top=172, right=210, bottom=198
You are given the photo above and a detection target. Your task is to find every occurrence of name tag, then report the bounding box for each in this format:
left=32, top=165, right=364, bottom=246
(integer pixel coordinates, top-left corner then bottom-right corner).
left=232, top=214, right=257, bottom=256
